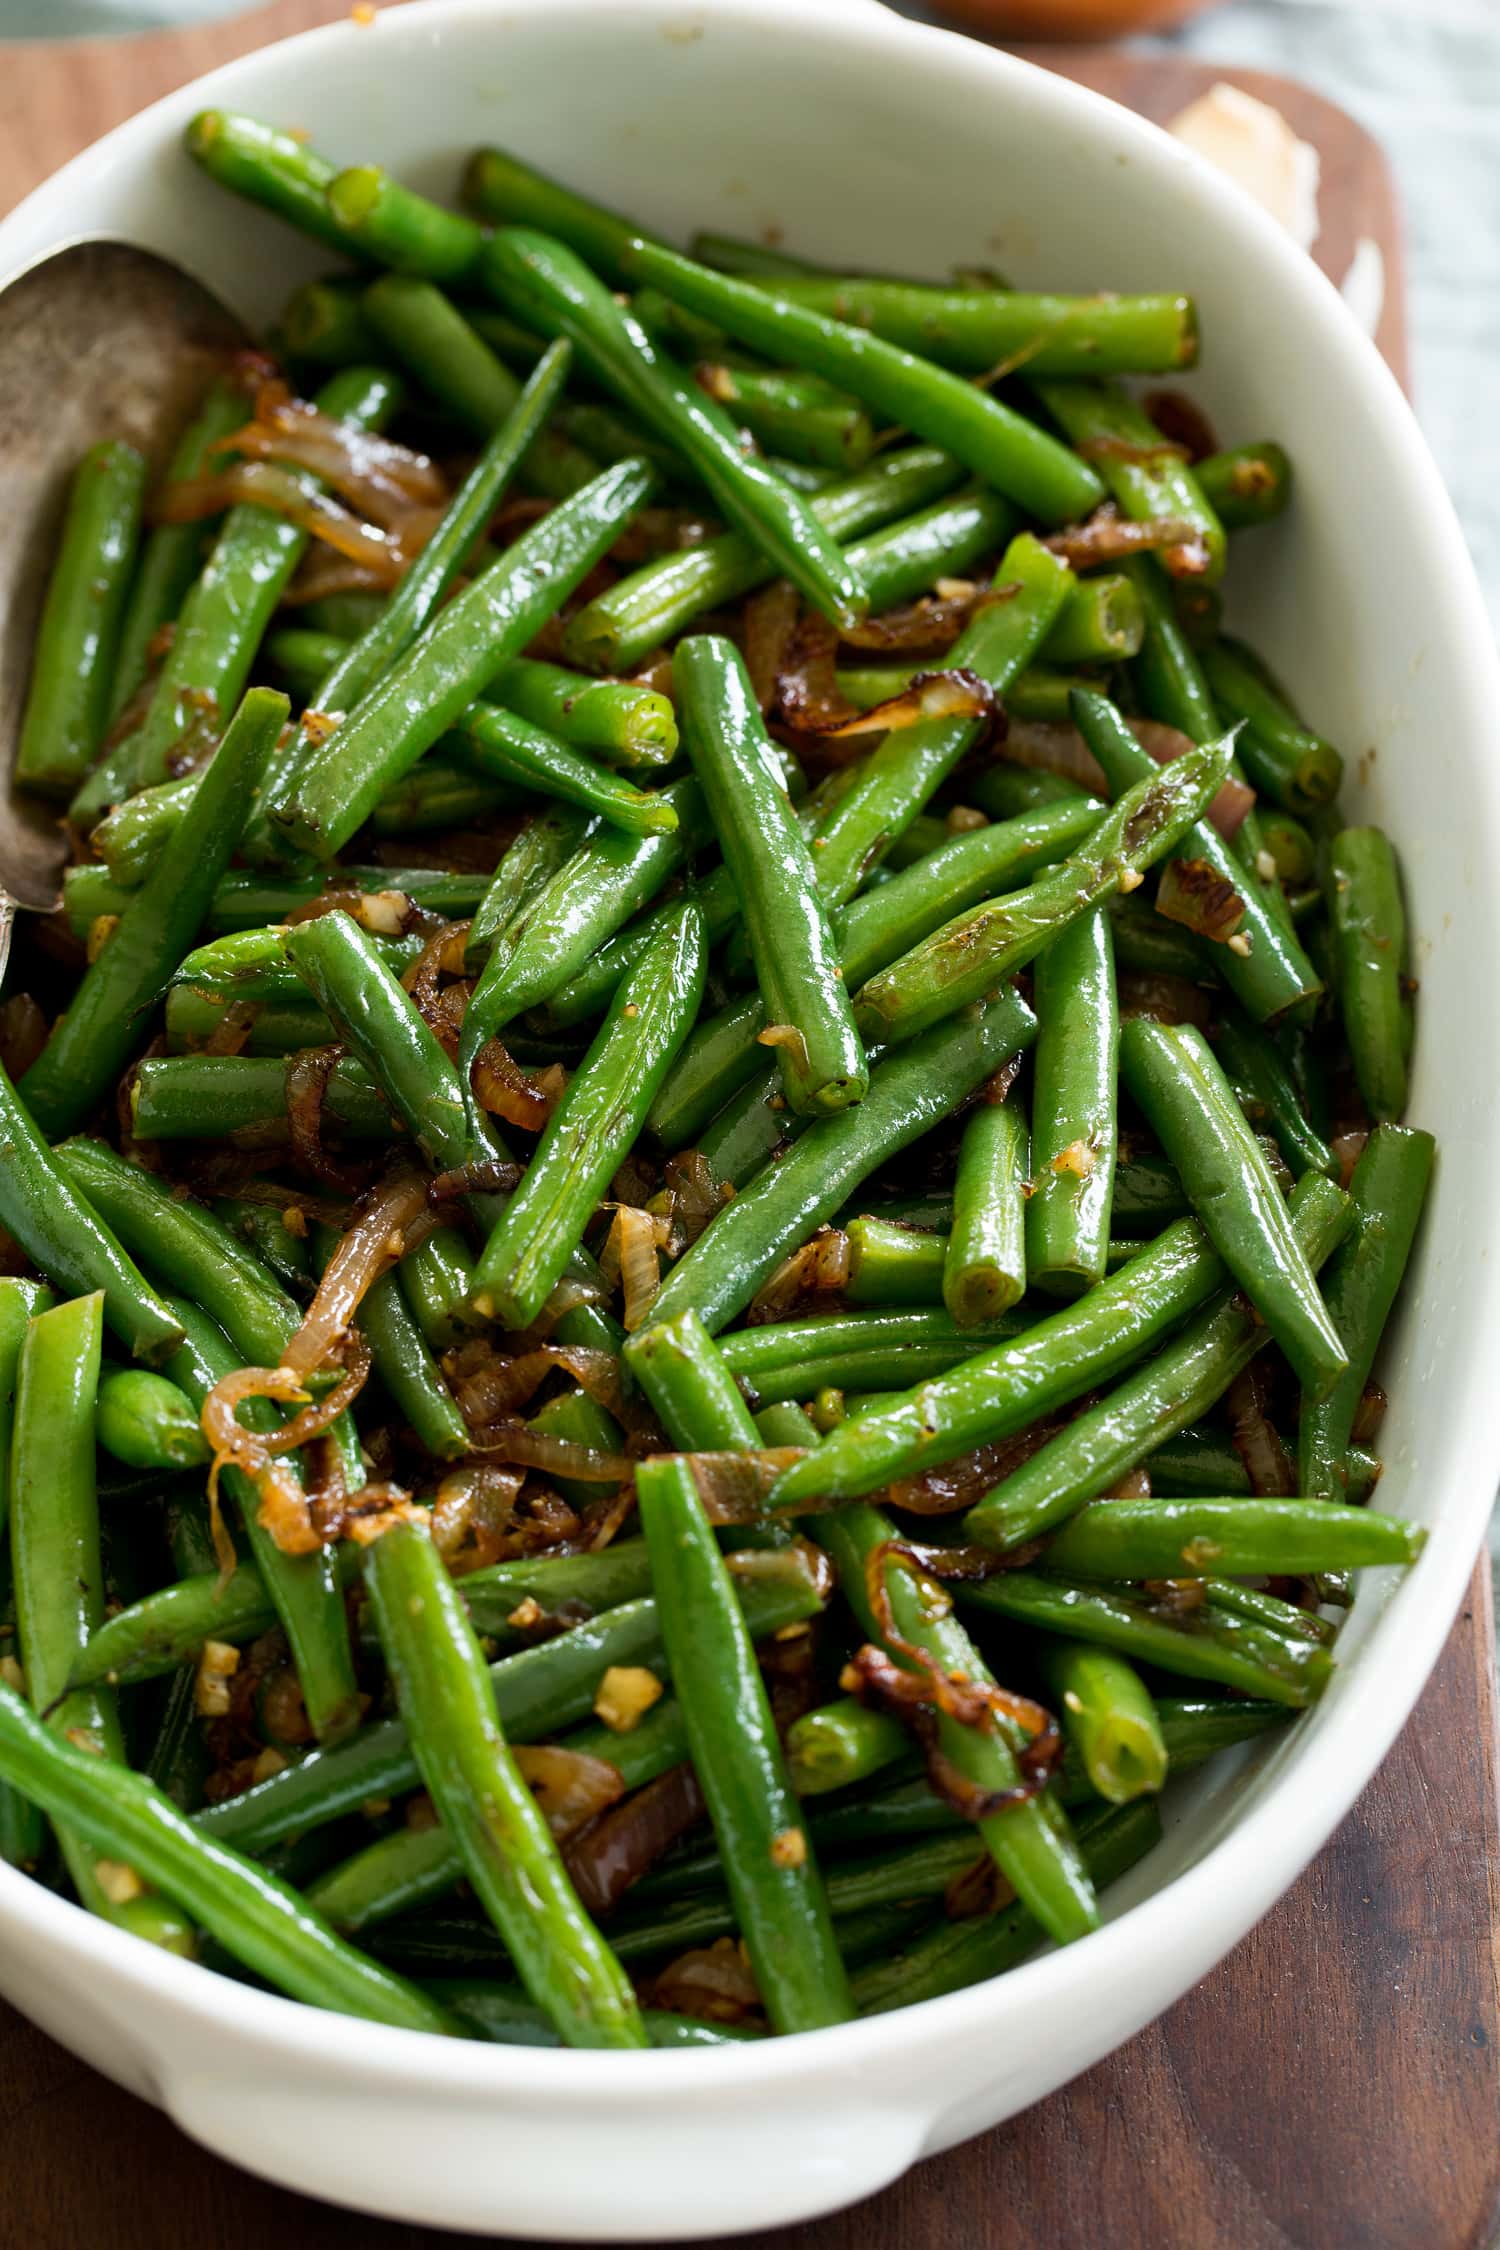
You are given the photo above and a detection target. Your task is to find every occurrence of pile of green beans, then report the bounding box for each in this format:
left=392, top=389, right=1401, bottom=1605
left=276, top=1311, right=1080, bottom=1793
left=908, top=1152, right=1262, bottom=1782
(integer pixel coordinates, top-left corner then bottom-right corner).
left=0, top=114, right=1431, bottom=2055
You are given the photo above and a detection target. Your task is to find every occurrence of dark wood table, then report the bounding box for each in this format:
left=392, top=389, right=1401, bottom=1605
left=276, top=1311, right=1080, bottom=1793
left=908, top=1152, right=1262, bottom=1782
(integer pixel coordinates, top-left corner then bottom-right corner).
left=0, top=9, right=1495, bottom=2243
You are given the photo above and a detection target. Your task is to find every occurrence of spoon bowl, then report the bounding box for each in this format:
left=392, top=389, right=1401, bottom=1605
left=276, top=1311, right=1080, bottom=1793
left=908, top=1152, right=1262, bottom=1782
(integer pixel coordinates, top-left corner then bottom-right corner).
left=0, top=240, right=244, bottom=953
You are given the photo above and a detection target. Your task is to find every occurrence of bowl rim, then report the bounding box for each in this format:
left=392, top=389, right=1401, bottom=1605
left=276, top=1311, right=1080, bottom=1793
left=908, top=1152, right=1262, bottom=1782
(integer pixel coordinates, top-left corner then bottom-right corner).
left=0, top=0, right=1496, bottom=2107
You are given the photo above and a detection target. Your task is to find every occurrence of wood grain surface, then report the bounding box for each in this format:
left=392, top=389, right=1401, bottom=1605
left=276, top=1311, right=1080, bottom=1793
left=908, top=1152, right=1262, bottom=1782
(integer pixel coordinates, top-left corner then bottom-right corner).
left=0, top=9, right=1494, bottom=2246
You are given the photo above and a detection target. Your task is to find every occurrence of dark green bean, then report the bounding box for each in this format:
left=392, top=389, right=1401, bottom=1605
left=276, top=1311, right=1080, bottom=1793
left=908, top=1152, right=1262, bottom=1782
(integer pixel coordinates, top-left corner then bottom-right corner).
left=945, top=1100, right=1028, bottom=1324
left=366, top=1522, right=646, bottom=2047
left=957, top=1575, right=1332, bottom=1707
left=1026, top=908, right=1118, bottom=1295
left=1299, top=1125, right=1434, bottom=1501
left=193, top=1557, right=825, bottom=1854
left=11, top=1293, right=193, bottom=1949
left=653, top=987, right=1035, bottom=1336
left=846, top=1217, right=947, bottom=1307
left=1327, top=827, right=1412, bottom=1123
left=472, top=901, right=706, bottom=1327
left=1046, top=1495, right=1423, bottom=1579
left=722, top=1303, right=1029, bottom=1404
left=1201, top=637, right=1343, bottom=812
left=965, top=1173, right=1350, bottom=1552
left=853, top=733, right=1232, bottom=1046
left=184, top=110, right=359, bottom=258
left=1036, top=1641, right=1167, bottom=1804
left=95, top=1365, right=209, bottom=1471
left=1070, top=684, right=1321, bottom=1027
left=73, top=367, right=401, bottom=822
left=1119, top=1018, right=1346, bottom=1399
left=1213, top=1003, right=1337, bottom=1179
left=696, top=358, right=875, bottom=472
left=21, top=688, right=286, bottom=1138
left=16, top=440, right=147, bottom=796
left=112, top=382, right=249, bottom=716
left=0, top=1075, right=183, bottom=1364
left=563, top=445, right=961, bottom=673
left=274, top=457, right=654, bottom=857
left=1031, top=378, right=1224, bottom=580
left=786, top=1698, right=910, bottom=1797
left=622, top=239, right=1104, bottom=525
left=438, top=1978, right=756, bottom=2049
left=637, top=1455, right=852, bottom=2031
left=64, top=862, right=491, bottom=940
left=0, top=1676, right=460, bottom=2033
left=1195, top=442, right=1292, bottom=530
left=133, top=1052, right=392, bottom=1142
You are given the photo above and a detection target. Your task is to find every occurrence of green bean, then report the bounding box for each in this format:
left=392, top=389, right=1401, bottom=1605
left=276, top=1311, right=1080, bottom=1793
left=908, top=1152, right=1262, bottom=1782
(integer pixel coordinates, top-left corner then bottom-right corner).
left=1026, top=909, right=1118, bottom=1296
left=73, top=367, right=401, bottom=822
left=283, top=909, right=485, bottom=1172
left=472, top=901, right=706, bottom=1327
left=16, top=440, right=147, bottom=796
left=967, top=761, right=1094, bottom=819
left=361, top=273, right=597, bottom=480
left=624, top=1309, right=760, bottom=1453
left=64, top=862, right=491, bottom=940
left=460, top=1544, right=659, bottom=1644
left=1113, top=1149, right=1190, bottom=1232
left=308, top=1222, right=467, bottom=1466
left=1257, top=812, right=1318, bottom=887
left=958, top=1574, right=1332, bottom=1707
left=560, top=1690, right=691, bottom=1793
left=398, top=1228, right=479, bottom=1355
left=318, top=162, right=484, bottom=283
left=460, top=778, right=710, bottom=1057
left=1031, top=379, right=1224, bottom=579
left=175, top=920, right=424, bottom=1004
left=0, top=1675, right=460, bottom=2034
left=74, top=1544, right=361, bottom=1691
left=733, top=278, right=1197, bottom=377
left=1213, top=1003, right=1337, bottom=1179
left=280, top=275, right=382, bottom=367
left=365, top=1522, right=645, bottom=2048
left=1299, top=1125, right=1434, bottom=1501
left=772, top=1206, right=1259, bottom=1512
left=651, top=796, right=1096, bottom=1150
left=1041, top=571, right=1146, bottom=664
left=786, top=1698, right=911, bottom=1797
left=95, top=1365, right=209, bottom=1471
left=481, top=230, right=865, bottom=630
left=1119, top=1018, right=1346, bottom=1399
left=696, top=359, right=875, bottom=471
left=437, top=1978, right=756, bottom=2049
left=259, top=336, right=575, bottom=848
left=445, top=706, right=679, bottom=838
left=812, top=536, right=1077, bottom=907
left=461, top=145, right=654, bottom=284
left=654, top=986, right=1035, bottom=1336
left=853, top=732, right=1232, bottom=1047
left=853, top=1799, right=1159, bottom=2015
left=1047, top=1495, right=1422, bottom=1579
left=722, top=1303, right=1030, bottom=1404
left=194, top=1558, right=825, bottom=1854
left=92, top=771, right=202, bottom=889
left=1327, top=827, right=1412, bottom=1123
left=469, top=805, right=591, bottom=963
left=636, top=1455, right=852, bottom=2030
left=1201, top=638, right=1343, bottom=812
left=622, top=240, right=1104, bottom=526
left=682, top=636, right=867, bottom=1113
left=822, top=1502, right=1097, bottom=1944
left=563, top=444, right=961, bottom=672
left=0, top=1073, right=183, bottom=1364
left=846, top=1217, right=948, bottom=1307
left=21, top=688, right=287, bottom=1138
left=133, top=1052, right=393, bottom=1142
left=113, top=383, right=249, bottom=717
left=1107, top=890, right=1208, bottom=982
left=966, top=1172, right=1349, bottom=1552
left=489, top=657, right=678, bottom=770
left=1037, top=1641, right=1167, bottom=1804
left=11, top=1294, right=193, bottom=1949
left=184, top=110, right=358, bottom=258
left=945, top=1100, right=1029, bottom=1324
left=1195, top=442, right=1292, bottom=530
left=1070, top=685, right=1321, bottom=1027
left=165, top=1300, right=363, bottom=1747
left=0, top=1281, right=52, bottom=1865
left=274, top=456, right=654, bottom=858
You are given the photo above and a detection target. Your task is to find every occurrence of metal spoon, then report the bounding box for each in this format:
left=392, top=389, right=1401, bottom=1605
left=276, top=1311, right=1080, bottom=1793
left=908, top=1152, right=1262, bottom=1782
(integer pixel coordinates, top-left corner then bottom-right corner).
left=0, top=239, right=245, bottom=973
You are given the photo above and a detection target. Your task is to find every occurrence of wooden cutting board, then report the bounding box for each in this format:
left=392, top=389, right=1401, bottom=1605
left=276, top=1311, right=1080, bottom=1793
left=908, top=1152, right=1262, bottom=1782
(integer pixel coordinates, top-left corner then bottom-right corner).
left=0, top=10, right=1495, bottom=2245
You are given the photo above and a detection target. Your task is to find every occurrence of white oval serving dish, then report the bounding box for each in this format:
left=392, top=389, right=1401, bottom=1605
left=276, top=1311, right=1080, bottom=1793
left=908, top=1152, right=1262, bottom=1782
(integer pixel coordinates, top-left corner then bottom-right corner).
left=0, top=1, right=1497, bottom=2237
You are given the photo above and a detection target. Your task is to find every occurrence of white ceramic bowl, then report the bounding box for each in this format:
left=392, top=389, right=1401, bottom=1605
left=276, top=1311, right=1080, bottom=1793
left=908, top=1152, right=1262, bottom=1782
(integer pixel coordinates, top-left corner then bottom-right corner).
left=1, top=2, right=1496, bottom=2237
